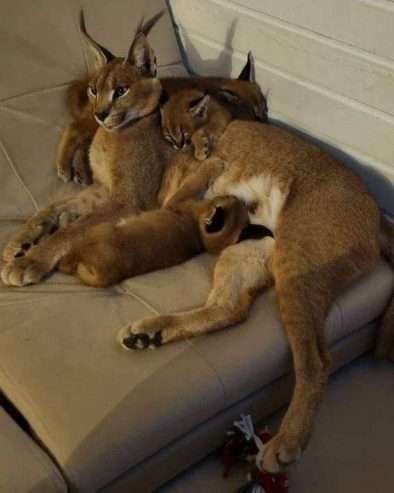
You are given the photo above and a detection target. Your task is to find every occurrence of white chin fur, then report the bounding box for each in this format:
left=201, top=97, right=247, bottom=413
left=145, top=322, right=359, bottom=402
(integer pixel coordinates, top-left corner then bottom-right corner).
left=98, top=119, right=126, bottom=132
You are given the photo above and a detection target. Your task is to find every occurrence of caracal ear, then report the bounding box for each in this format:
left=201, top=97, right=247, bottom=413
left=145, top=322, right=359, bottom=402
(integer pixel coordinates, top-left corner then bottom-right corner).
left=159, top=89, right=170, bottom=106
left=216, top=89, right=240, bottom=105
left=238, top=51, right=256, bottom=82
left=189, top=94, right=210, bottom=119
left=80, top=11, right=115, bottom=71
left=125, top=32, right=157, bottom=76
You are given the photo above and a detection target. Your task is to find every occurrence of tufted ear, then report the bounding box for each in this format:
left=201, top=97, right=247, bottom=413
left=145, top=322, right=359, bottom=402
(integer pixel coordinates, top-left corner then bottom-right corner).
left=189, top=94, right=210, bottom=119
left=124, top=12, right=164, bottom=75
left=80, top=11, right=115, bottom=71
left=125, top=32, right=157, bottom=76
left=159, top=89, right=170, bottom=106
left=238, top=51, right=256, bottom=82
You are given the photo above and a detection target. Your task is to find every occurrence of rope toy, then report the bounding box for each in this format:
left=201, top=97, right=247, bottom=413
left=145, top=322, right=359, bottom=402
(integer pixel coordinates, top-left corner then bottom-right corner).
left=221, top=415, right=289, bottom=493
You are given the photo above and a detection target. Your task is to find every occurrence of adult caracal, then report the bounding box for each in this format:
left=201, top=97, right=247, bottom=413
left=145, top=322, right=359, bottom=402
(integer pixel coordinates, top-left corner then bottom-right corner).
left=1, top=13, right=393, bottom=475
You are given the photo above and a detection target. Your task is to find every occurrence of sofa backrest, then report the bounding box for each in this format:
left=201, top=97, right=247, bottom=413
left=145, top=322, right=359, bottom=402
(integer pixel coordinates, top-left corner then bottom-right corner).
left=0, top=0, right=181, bottom=100
left=0, top=0, right=184, bottom=221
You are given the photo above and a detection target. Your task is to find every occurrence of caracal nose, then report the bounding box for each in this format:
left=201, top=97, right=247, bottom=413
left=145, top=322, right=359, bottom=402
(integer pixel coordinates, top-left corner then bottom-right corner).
left=95, top=110, right=110, bottom=122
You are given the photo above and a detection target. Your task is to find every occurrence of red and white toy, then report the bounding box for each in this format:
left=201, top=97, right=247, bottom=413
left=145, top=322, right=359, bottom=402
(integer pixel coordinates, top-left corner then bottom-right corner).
left=221, top=415, right=289, bottom=493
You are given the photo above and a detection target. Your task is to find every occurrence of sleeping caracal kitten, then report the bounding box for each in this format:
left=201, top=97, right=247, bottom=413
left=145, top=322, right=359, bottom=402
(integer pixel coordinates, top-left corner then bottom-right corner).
left=2, top=12, right=393, bottom=475
left=58, top=159, right=251, bottom=289
left=160, top=89, right=231, bottom=161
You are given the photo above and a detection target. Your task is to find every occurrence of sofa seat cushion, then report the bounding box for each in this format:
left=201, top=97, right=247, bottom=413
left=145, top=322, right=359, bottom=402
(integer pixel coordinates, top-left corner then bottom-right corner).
left=120, top=258, right=393, bottom=406
left=0, top=212, right=392, bottom=493
left=0, top=407, right=67, bottom=493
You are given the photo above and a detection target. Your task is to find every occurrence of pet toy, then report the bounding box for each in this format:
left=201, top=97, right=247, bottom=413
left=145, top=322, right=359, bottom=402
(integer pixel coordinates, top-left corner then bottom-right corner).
left=221, top=415, right=289, bottom=493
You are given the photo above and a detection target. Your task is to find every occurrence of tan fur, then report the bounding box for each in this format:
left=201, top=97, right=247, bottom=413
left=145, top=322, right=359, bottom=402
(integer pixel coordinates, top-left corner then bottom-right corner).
left=55, top=59, right=266, bottom=184
left=56, top=80, right=96, bottom=185
left=160, top=76, right=267, bottom=122
left=119, top=236, right=275, bottom=346
left=160, top=89, right=232, bottom=161
left=2, top=15, right=392, bottom=475
left=58, top=158, right=249, bottom=287
left=59, top=191, right=247, bottom=287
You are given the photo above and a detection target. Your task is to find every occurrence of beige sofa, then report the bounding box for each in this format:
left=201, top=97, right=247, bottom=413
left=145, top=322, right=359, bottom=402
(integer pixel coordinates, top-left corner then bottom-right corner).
left=0, top=1, right=393, bottom=492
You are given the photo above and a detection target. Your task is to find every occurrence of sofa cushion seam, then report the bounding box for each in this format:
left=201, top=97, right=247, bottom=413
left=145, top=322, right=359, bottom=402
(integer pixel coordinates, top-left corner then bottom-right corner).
left=0, top=136, right=39, bottom=212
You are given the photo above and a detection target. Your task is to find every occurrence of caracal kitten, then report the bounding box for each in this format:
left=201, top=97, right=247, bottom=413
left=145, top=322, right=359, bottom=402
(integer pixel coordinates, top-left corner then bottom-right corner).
left=58, top=159, right=251, bottom=289
left=161, top=89, right=231, bottom=161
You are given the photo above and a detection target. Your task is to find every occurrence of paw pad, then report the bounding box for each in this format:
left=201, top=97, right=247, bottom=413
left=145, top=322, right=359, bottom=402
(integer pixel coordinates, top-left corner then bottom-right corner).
left=122, top=331, right=163, bottom=351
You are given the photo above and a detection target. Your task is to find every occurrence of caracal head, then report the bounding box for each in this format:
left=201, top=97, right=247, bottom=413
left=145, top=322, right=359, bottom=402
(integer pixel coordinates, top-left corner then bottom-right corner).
left=81, top=12, right=162, bottom=131
left=160, top=89, right=213, bottom=150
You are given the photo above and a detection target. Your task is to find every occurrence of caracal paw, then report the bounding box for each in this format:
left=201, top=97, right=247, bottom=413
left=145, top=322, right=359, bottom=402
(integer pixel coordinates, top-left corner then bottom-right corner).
left=258, top=432, right=302, bottom=474
left=1, top=257, right=52, bottom=287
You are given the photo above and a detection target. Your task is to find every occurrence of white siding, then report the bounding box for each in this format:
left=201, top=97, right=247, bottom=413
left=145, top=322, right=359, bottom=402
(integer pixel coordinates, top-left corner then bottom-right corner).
left=169, top=0, right=394, bottom=212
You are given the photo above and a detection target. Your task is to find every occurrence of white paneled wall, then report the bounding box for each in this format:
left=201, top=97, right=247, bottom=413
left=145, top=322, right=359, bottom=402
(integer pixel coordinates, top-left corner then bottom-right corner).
left=169, top=0, right=394, bottom=211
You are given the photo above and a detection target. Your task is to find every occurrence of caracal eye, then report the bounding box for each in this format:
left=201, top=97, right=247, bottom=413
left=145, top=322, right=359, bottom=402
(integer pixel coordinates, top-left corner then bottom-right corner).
left=113, top=86, right=129, bottom=100
left=88, top=86, right=97, bottom=98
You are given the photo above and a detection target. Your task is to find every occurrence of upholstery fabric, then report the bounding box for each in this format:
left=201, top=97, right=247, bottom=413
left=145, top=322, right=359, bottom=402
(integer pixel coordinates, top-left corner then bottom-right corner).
left=0, top=407, right=67, bottom=493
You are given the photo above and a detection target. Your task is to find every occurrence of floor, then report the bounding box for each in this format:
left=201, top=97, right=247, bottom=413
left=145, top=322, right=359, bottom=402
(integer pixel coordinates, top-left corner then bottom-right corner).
left=161, top=355, right=394, bottom=493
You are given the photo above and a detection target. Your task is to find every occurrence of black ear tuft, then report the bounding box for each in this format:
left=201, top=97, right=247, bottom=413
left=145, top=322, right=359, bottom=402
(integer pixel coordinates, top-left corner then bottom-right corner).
left=80, top=10, right=115, bottom=70
left=238, top=51, right=256, bottom=82
left=159, top=90, right=169, bottom=106
left=135, top=11, right=165, bottom=38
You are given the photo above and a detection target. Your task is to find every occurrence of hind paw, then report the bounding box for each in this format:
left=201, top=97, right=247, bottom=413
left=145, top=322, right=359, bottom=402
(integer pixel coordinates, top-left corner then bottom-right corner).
left=257, top=432, right=302, bottom=474
left=118, top=322, right=163, bottom=351
left=121, top=330, right=163, bottom=351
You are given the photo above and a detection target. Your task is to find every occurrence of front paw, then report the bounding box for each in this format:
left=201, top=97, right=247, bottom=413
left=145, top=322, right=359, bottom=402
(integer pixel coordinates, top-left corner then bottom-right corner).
left=2, top=220, right=58, bottom=263
left=72, top=143, right=92, bottom=186
left=118, top=322, right=163, bottom=351
left=3, top=239, right=33, bottom=263
left=193, top=131, right=211, bottom=161
left=57, top=164, right=73, bottom=183
left=257, top=433, right=302, bottom=474
left=1, top=257, right=51, bottom=287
